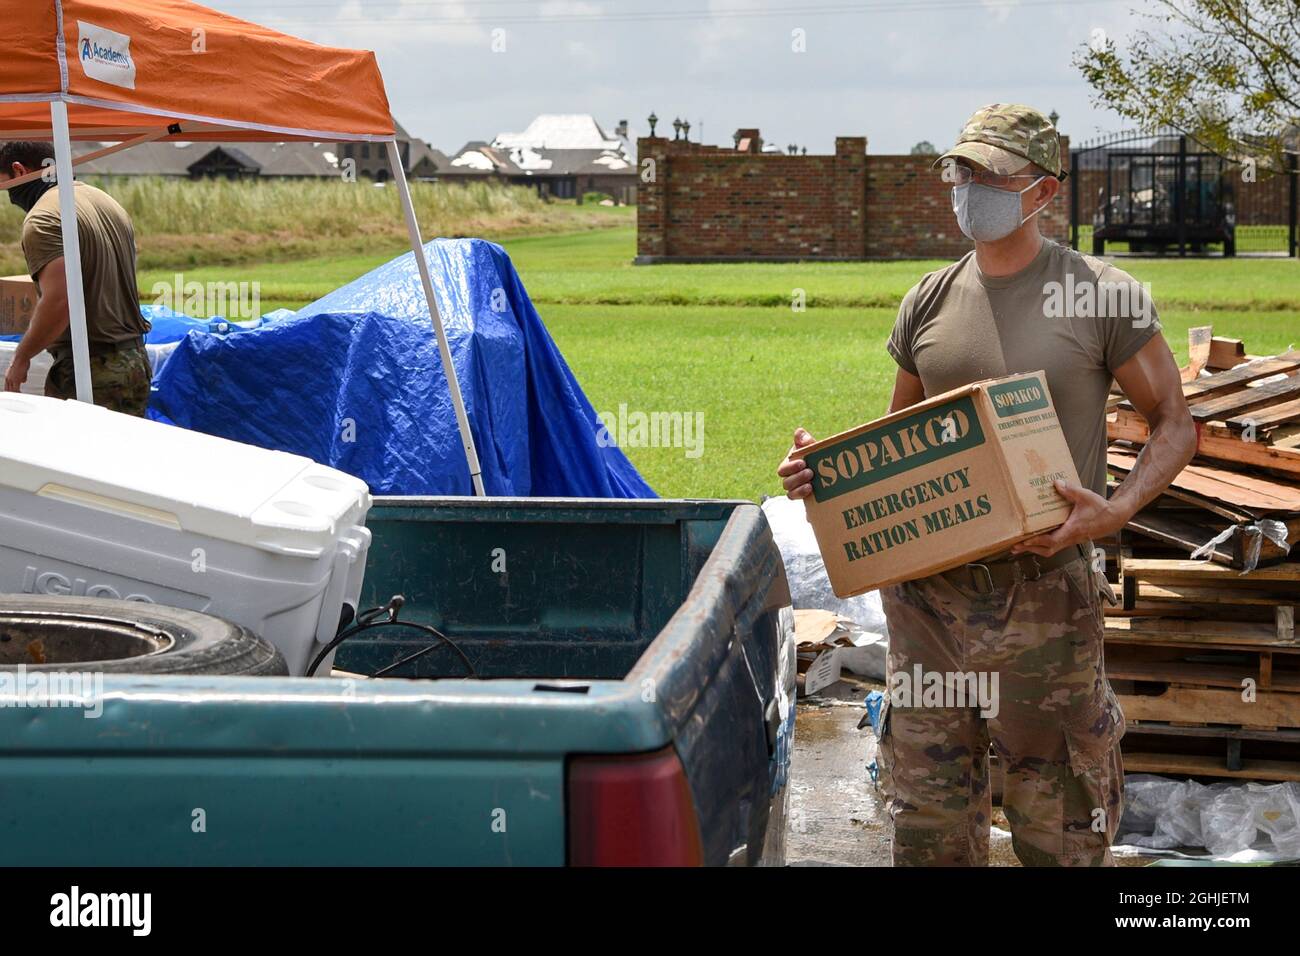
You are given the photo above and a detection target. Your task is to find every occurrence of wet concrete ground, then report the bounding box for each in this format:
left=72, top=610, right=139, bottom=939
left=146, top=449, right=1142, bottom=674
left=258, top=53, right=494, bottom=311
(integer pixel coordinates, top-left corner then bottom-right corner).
left=787, top=674, right=1146, bottom=867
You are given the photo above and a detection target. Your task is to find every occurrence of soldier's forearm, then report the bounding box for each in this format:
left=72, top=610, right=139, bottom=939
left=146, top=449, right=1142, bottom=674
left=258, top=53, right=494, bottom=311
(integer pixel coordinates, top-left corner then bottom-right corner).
left=1107, top=402, right=1197, bottom=526
left=15, top=293, right=70, bottom=362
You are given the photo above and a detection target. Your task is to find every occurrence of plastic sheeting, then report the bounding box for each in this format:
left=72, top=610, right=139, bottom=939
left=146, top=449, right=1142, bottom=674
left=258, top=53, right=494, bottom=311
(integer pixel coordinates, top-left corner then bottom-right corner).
left=761, top=495, right=888, bottom=632
left=148, top=238, right=655, bottom=498
left=1119, top=774, right=1300, bottom=860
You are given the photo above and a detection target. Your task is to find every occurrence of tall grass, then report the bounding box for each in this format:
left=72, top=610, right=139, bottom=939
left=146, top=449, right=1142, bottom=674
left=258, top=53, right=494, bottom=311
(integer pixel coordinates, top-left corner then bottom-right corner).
left=0, top=176, right=628, bottom=273
left=97, top=175, right=555, bottom=236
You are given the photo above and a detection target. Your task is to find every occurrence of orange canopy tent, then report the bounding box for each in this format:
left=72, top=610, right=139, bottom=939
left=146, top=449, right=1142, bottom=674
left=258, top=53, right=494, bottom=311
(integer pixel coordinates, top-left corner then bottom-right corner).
left=1, top=0, right=483, bottom=493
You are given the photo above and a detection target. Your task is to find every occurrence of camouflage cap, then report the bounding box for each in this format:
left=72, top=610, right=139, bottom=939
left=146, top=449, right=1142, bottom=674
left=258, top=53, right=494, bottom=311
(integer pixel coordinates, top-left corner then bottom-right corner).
left=933, top=104, right=1065, bottom=179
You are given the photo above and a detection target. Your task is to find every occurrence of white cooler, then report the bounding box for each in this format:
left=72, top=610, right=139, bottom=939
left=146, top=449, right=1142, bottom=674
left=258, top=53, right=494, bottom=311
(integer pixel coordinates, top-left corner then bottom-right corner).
left=0, top=393, right=372, bottom=676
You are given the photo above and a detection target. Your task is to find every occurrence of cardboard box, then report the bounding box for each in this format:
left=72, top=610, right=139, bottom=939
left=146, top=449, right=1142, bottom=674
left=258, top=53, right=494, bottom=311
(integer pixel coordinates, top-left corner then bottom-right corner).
left=794, top=608, right=887, bottom=696
left=0, top=275, right=37, bottom=335
left=799, top=370, right=1079, bottom=596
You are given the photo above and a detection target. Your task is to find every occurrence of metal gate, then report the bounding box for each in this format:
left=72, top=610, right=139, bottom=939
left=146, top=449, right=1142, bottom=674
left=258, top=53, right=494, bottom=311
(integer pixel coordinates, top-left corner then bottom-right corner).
left=1070, top=129, right=1298, bottom=257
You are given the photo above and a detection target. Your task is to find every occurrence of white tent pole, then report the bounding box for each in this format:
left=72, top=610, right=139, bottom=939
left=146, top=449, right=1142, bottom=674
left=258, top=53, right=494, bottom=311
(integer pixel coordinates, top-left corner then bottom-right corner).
left=386, top=140, right=485, bottom=496
left=49, top=101, right=94, bottom=404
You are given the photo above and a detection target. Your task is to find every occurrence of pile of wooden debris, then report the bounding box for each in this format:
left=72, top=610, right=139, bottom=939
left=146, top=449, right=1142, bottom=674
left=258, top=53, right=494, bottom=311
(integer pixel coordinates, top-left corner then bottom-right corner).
left=1102, top=327, right=1300, bottom=782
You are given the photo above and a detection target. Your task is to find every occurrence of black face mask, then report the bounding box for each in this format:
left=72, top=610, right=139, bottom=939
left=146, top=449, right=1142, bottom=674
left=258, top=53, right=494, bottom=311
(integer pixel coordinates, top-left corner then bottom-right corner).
left=6, top=176, right=56, bottom=214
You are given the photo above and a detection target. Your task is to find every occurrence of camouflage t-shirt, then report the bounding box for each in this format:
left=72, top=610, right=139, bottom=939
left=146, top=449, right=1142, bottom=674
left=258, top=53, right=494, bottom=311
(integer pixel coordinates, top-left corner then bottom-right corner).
left=886, top=239, right=1164, bottom=496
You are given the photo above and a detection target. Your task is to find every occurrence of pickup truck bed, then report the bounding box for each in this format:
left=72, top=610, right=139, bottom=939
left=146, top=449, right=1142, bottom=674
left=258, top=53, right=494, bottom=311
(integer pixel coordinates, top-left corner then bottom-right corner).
left=0, top=498, right=795, bottom=866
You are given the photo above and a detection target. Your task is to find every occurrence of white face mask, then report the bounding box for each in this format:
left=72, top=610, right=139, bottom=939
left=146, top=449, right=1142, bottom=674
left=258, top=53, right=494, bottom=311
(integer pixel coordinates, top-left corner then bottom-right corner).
left=952, top=176, right=1047, bottom=242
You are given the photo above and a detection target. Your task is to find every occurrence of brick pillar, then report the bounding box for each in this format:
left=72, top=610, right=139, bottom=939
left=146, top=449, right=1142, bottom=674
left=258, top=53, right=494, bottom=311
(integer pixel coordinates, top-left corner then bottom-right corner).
left=1041, top=133, right=1070, bottom=245
left=636, top=137, right=670, bottom=261
left=833, top=136, right=867, bottom=259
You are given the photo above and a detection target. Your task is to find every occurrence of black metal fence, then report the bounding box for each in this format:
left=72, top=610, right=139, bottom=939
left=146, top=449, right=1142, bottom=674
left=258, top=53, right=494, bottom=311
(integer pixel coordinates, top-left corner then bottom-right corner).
left=1069, top=129, right=1298, bottom=257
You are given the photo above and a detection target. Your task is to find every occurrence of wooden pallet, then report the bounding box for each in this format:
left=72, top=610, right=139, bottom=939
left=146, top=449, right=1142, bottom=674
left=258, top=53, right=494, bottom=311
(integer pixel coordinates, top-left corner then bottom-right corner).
left=1102, top=329, right=1300, bottom=780
left=1103, top=554, right=1300, bottom=776
left=1113, top=558, right=1300, bottom=636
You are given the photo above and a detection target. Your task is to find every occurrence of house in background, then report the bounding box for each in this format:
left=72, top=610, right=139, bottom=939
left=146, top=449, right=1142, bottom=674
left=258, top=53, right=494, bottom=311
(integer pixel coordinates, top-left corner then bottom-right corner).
left=69, top=114, right=639, bottom=200
left=73, top=139, right=344, bottom=178
left=335, top=119, right=446, bottom=182
left=73, top=118, right=448, bottom=182
left=448, top=114, right=638, bottom=203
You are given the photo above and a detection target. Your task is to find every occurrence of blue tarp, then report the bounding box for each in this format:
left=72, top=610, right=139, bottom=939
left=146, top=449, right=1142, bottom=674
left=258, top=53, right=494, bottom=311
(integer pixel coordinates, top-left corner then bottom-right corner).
left=0, top=305, right=264, bottom=344
left=148, top=238, right=655, bottom=498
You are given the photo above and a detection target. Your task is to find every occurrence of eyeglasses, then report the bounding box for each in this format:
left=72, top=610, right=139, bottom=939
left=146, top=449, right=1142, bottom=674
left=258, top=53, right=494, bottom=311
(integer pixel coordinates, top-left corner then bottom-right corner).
left=943, top=165, right=1044, bottom=189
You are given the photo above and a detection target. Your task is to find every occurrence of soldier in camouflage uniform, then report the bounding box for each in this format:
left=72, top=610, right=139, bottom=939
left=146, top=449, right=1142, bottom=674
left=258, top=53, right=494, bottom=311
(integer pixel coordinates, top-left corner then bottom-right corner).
left=778, top=104, right=1196, bottom=866
left=1, top=140, right=151, bottom=415
left=876, top=554, right=1126, bottom=866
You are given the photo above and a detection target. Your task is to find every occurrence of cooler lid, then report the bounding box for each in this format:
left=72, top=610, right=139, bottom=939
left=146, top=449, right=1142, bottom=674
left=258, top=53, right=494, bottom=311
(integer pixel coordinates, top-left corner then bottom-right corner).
left=0, top=393, right=371, bottom=557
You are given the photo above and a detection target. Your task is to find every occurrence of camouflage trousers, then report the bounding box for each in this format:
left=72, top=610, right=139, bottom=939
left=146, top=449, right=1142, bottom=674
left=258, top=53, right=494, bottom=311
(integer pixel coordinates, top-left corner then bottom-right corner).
left=45, top=346, right=151, bottom=417
left=876, top=552, right=1126, bottom=866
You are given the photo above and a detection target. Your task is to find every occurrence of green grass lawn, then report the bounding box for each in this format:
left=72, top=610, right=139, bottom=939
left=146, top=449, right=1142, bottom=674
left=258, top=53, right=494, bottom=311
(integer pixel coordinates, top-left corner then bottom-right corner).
left=139, top=225, right=1300, bottom=313
left=136, top=224, right=1298, bottom=499
left=1074, top=224, right=1293, bottom=256
left=544, top=303, right=1300, bottom=500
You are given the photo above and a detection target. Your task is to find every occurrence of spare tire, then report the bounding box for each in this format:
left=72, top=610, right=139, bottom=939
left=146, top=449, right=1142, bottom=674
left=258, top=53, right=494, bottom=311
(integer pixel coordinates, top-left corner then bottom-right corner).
left=0, top=596, right=287, bottom=676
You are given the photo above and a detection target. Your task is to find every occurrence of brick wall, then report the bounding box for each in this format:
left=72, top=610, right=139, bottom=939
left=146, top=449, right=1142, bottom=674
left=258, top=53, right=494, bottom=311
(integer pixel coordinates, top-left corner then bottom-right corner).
left=636, top=136, right=866, bottom=260
left=636, top=133, right=1070, bottom=262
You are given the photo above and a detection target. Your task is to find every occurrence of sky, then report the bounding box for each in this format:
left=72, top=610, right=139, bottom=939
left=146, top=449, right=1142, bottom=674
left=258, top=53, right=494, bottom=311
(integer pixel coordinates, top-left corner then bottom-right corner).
left=219, top=0, right=1156, bottom=155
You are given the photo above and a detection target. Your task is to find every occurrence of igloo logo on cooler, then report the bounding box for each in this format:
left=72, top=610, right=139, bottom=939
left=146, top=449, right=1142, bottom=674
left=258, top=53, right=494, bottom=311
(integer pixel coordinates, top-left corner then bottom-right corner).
left=21, top=565, right=154, bottom=603
left=76, top=21, right=136, bottom=90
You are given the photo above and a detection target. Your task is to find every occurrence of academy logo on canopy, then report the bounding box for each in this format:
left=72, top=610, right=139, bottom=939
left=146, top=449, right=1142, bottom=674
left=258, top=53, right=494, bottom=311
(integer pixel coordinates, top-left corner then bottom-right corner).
left=76, top=21, right=136, bottom=90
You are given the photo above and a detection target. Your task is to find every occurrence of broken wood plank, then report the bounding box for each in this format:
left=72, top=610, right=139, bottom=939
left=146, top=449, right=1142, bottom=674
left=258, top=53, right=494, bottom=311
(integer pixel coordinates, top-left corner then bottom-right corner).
left=1108, top=449, right=1300, bottom=515
left=1105, top=615, right=1299, bottom=649
left=1182, top=325, right=1212, bottom=382
left=1190, top=375, right=1300, bottom=423
left=1181, top=349, right=1300, bottom=402
left=1121, top=558, right=1300, bottom=584
left=1225, top=395, right=1300, bottom=432
left=1117, top=685, right=1300, bottom=729
left=1120, top=751, right=1300, bottom=782
left=1208, top=337, right=1247, bottom=371
left=1124, top=506, right=1236, bottom=566
left=1107, top=658, right=1300, bottom=692
left=1137, top=582, right=1300, bottom=606
left=1108, top=408, right=1300, bottom=478
left=1116, top=348, right=1300, bottom=410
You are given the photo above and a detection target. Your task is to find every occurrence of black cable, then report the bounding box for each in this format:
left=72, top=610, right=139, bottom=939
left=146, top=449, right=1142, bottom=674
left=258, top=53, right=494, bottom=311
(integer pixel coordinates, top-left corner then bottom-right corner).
left=306, top=594, right=476, bottom=679
left=306, top=595, right=404, bottom=677
left=369, top=621, right=475, bottom=678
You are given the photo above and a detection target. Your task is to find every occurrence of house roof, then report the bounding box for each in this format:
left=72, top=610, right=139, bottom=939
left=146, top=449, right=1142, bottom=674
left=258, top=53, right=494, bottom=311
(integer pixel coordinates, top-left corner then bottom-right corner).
left=189, top=145, right=260, bottom=173
left=405, top=138, right=446, bottom=174
left=446, top=114, right=638, bottom=179
left=493, top=114, right=622, bottom=151
left=448, top=142, right=523, bottom=175
left=73, top=140, right=342, bottom=177
left=537, top=148, right=634, bottom=175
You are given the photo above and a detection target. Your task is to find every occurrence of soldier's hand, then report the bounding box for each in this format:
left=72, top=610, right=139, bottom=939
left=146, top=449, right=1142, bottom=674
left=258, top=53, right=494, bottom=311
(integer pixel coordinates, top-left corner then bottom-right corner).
left=1011, top=480, right=1121, bottom=557
left=3, top=355, right=29, bottom=393
left=778, top=427, right=818, bottom=500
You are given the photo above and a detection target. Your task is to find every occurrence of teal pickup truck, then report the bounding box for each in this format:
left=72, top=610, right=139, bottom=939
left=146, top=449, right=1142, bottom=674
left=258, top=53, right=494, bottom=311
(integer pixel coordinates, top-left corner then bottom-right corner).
left=0, top=498, right=795, bottom=866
